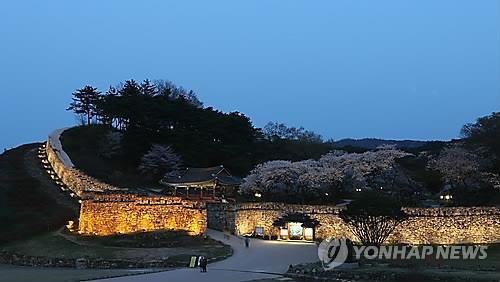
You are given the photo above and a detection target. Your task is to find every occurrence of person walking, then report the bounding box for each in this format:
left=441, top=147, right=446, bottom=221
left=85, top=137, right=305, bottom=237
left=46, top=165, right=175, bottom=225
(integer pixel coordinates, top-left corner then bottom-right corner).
left=199, top=256, right=208, bottom=272
left=244, top=237, right=250, bottom=248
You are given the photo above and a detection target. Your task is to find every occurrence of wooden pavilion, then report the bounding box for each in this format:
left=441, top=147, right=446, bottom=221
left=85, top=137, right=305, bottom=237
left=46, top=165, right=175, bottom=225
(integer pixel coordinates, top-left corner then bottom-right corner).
left=160, top=165, right=242, bottom=200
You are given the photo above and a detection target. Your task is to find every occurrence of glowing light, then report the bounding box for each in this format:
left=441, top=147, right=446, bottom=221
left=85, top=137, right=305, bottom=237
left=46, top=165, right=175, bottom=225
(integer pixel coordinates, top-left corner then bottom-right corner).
left=441, top=194, right=453, bottom=201
left=66, top=220, right=75, bottom=231
left=304, top=228, right=314, bottom=240
left=254, top=192, right=262, bottom=198
left=280, top=228, right=288, bottom=237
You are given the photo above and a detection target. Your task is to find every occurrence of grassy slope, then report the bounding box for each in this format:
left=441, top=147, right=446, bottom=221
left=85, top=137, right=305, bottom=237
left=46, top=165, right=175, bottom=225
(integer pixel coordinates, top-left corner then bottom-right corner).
left=0, top=144, right=78, bottom=245
left=2, top=230, right=230, bottom=262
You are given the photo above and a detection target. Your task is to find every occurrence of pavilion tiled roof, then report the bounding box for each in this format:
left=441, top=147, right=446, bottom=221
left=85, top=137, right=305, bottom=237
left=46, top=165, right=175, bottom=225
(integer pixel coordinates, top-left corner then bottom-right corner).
left=161, top=165, right=242, bottom=186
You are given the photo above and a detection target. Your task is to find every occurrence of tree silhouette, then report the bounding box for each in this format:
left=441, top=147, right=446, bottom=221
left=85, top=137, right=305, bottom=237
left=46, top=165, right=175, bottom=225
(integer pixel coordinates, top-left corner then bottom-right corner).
left=67, top=86, right=101, bottom=125
left=68, top=78, right=335, bottom=177
left=340, top=192, right=407, bottom=245
left=141, top=79, right=157, bottom=97
left=462, top=112, right=500, bottom=173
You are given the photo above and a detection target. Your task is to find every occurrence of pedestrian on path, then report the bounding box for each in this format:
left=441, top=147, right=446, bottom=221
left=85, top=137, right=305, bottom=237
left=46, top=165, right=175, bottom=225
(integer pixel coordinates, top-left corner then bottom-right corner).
left=244, top=237, right=250, bottom=248
left=199, top=256, right=208, bottom=272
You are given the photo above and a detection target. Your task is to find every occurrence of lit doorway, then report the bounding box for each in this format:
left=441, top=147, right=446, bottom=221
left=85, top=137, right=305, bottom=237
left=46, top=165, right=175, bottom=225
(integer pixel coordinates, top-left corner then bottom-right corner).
left=288, top=222, right=303, bottom=239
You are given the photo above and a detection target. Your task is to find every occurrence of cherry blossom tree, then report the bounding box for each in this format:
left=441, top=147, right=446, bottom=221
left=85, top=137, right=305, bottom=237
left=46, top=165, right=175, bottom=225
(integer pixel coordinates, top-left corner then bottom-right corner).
left=138, top=144, right=181, bottom=181
left=318, top=149, right=411, bottom=191
left=240, top=148, right=412, bottom=202
left=240, top=160, right=312, bottom=199
left=429, top=145, right=500, bottom=195
left=429, top=146, right=481, bottom=188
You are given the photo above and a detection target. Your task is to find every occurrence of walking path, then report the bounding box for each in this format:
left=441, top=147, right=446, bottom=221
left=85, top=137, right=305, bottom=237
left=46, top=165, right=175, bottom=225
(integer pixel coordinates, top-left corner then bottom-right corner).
left=93, top=229, right=319, bottom=282
left=48, top=128, right=74, bottom=168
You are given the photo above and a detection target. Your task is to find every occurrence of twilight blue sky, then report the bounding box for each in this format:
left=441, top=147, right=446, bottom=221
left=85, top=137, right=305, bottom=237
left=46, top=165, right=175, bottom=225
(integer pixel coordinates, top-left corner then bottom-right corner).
left=1, top=0, right=499, bottom=149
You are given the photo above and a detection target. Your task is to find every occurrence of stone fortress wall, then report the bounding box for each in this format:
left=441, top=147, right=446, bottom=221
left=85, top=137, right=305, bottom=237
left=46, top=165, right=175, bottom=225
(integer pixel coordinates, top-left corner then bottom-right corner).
left=208, top=203, right=500, bottom=245
left=45, top=127, right=500, bottom=242
left=45, top=128, right=207, bottom=236
left=46, top=128, right=123, bottom=197
left=79, top=193, right=207, bottom=236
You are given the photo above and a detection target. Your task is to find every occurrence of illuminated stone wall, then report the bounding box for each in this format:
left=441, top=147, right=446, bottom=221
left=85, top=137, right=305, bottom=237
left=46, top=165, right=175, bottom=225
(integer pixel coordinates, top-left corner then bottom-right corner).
left=46, top=128, right=205, bottom=236
left=207, top=202, right=343, bottom=237
left=44, top=128, right=500, bottom=243
left=207, top=203, right=500, bottom=244
left=46, top=129, right=124, bottom=197
left=388, top=208, right=500, bottom=244
left=79, top=193, right=207, bottom=236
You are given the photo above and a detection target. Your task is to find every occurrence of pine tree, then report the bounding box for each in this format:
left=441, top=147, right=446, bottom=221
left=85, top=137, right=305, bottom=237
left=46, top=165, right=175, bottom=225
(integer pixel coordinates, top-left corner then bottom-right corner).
left=67, top=85, right=101, bottom=125
left=117, top=80, right=143, bottom=129
left=119, top=80, right=142, bottom=96
left=141, top=79, right=157, bottom=96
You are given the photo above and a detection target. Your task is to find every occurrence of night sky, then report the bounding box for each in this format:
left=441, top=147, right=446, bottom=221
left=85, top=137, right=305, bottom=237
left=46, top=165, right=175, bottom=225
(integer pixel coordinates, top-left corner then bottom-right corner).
left=1, top=0, right=499, bottom=149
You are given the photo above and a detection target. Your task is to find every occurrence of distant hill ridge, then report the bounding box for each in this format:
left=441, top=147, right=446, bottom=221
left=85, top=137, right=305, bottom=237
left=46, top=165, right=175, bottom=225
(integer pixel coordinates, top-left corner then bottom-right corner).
left=335, top=138, right=429, bottom=149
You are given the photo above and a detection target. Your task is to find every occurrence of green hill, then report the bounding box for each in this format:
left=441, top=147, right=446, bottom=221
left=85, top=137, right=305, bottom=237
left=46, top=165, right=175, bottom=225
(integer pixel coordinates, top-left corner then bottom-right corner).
left=0, top=144, right=78, bottom=245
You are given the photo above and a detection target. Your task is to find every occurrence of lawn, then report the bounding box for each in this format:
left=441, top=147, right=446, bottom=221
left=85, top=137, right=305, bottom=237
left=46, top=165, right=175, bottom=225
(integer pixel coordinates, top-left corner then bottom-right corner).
left=0, top=264, right=167, bottom=282
left=1, top=229, right=231, bottom=265
left=72, top=230, right=220, bottom=249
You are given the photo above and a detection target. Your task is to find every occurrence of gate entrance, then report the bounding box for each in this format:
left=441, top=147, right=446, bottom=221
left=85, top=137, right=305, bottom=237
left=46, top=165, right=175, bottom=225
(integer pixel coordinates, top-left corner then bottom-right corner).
left=273, top=213, right=320, bottom=241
